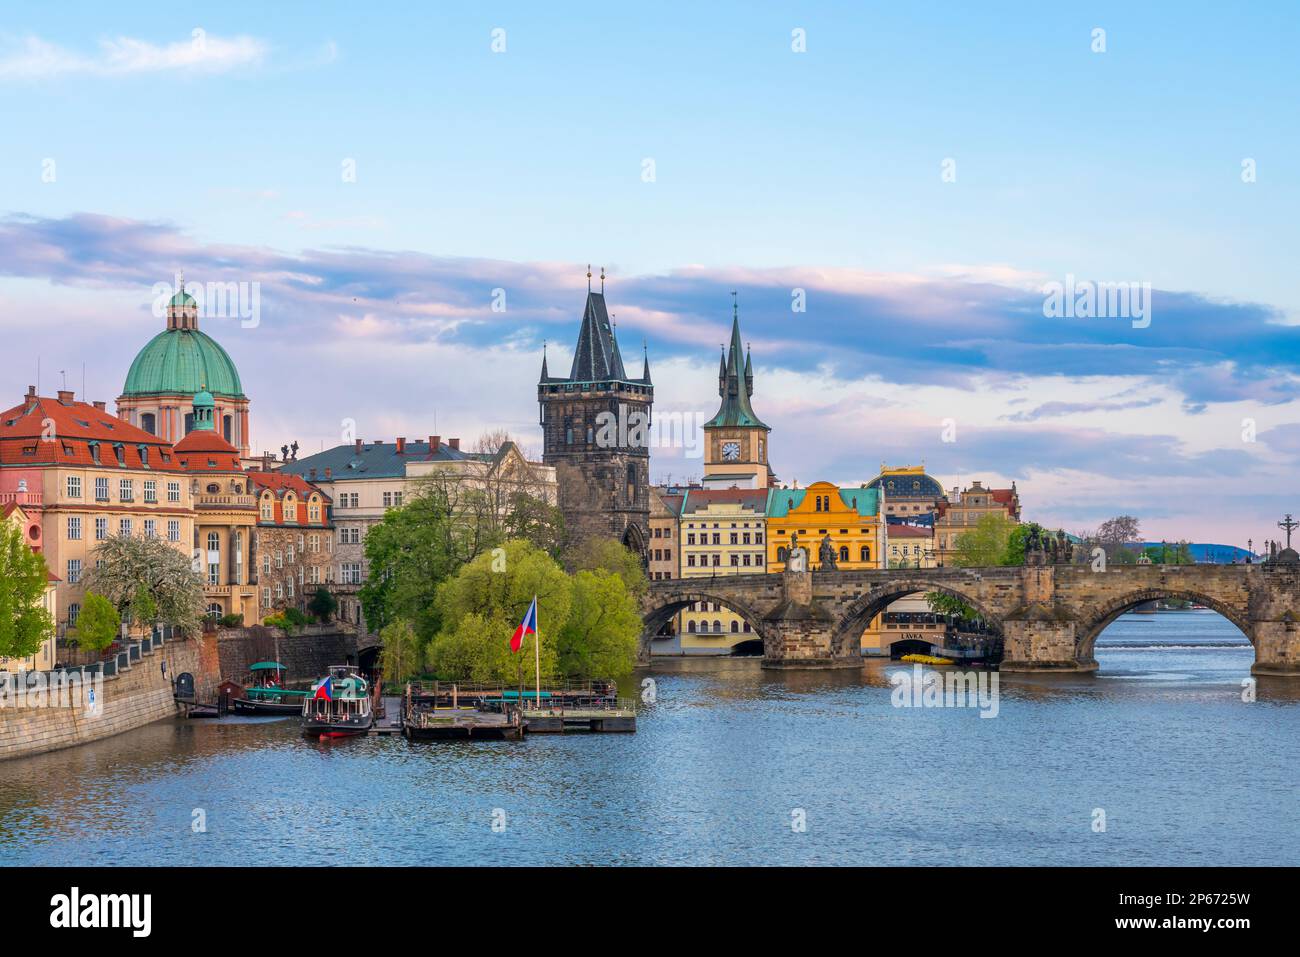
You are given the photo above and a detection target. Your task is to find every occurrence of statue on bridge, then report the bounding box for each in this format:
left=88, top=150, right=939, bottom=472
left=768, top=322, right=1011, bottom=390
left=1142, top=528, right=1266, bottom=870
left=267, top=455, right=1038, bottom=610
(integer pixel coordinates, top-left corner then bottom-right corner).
left=787, top=545, right=808, bottom=573
left=818, top=534, right=838, bottom=570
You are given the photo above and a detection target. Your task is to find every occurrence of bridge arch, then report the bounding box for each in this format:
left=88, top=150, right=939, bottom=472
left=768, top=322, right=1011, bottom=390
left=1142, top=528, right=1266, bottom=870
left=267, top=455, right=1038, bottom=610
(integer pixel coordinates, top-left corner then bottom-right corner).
left=1076, top=587, right=1253, bottom=661
left=639, top=590, right=769, bottom=660
left=829, top=579, right=1003, bottom=657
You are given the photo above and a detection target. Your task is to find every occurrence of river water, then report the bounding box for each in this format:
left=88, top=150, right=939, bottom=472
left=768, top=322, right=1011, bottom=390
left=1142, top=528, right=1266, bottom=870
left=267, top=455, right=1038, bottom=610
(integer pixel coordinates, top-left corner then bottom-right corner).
left=2, top=611, right=1297, bottom=866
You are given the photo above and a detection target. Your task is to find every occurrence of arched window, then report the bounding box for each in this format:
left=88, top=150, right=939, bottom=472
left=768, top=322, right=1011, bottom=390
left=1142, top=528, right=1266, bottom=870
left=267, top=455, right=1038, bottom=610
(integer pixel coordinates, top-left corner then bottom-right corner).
left=730, top=620, right=739, bottom=633
left=140, top=412, right=156, bottom=435
left=839, top=546, right=849, bottom=562
left=777, top=546, right=788, bottom=562
left=712, top=620, right=722, bottom=633
left=860, top=546, right=871, bottom=562
left=688, top=620, right=697, bottom=633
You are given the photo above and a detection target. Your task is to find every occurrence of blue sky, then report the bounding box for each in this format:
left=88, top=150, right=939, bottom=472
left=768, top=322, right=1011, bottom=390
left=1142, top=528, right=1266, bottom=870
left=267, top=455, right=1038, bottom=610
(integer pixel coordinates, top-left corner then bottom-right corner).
left=1, top=3, right=1298, bottom=545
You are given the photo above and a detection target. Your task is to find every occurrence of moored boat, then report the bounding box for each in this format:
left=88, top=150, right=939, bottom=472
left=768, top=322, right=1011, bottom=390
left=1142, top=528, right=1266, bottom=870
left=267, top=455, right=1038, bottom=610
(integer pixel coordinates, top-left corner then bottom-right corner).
left=302, top=666, right=373, bottom=739
left=230, top=661, right=310, bottom=715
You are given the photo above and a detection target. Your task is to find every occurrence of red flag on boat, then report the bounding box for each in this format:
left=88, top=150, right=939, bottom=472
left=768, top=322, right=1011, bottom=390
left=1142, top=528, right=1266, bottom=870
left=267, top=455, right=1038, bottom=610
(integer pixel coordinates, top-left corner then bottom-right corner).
left=314, top=676, right=333, bottom=700
left=510, top=597, right=538, bottom=653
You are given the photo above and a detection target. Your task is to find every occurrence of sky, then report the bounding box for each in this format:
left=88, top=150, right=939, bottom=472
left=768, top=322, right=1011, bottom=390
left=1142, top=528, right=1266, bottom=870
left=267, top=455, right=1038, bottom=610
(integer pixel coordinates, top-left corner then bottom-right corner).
left=0, top=2, right=1297, bottom=547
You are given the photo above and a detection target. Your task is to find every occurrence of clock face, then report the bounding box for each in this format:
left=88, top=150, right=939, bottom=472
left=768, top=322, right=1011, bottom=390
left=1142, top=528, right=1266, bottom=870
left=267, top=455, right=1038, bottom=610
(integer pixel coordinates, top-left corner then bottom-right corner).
left=721, top=441, right=741, bottom=461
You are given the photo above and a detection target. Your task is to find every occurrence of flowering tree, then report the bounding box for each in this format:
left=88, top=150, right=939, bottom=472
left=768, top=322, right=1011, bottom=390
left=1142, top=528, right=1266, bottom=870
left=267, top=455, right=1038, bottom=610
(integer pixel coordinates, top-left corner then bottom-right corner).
left=83, top=535, right=204, bottom=635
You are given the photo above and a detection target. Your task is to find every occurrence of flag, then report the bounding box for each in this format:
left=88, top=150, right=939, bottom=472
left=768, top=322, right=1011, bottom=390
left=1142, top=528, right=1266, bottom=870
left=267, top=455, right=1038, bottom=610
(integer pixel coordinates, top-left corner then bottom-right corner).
left=511, top=597, right=538, bottom=653
left=314, top=676, right=333, bottom=700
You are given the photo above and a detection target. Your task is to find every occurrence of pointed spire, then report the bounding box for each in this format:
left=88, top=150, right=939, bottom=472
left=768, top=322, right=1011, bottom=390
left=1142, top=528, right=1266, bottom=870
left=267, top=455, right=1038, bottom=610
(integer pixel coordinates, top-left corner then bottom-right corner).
left=587, top=264, right=592, bottom=293
left=705, top=295, right=768, bottom=431
left=540, top=341, right=550, bottom=382
left=744, top=342, right=754, bottom=397
left=641, top=338, right=651, bottom=384
left=718, top=347, right=727, bottom=397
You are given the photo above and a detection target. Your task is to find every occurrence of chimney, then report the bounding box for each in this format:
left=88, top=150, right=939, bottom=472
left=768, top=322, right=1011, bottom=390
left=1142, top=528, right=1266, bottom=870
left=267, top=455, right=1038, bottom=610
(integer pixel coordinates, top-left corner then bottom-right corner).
left=429, top=435, right=441, bottom=453
left=354, top=439, right=363, bottom=454
left=57, top=389, right=74, bottom=405
left=448, top=437, right=460, bottom=451
left=92, top=400, right=106, bottom=411
left=24, top=386, right=37, bottom=411
left=395, top=437, right=406, bottom=454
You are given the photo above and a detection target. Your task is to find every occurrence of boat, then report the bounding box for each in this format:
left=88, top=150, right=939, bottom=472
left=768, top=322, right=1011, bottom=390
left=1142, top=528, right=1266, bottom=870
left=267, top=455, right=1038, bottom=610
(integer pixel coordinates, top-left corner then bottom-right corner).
left=904, top=650, right=956, bottom=665
left=301, top=666, right=373, bottom=739
left=228, top=661, right=310, bottom=715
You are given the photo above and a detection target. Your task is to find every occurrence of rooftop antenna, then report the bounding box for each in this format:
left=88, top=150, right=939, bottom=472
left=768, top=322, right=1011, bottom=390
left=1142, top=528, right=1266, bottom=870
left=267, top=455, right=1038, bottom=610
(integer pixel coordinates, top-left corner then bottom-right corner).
left=59, top=369, right=67, bottom=390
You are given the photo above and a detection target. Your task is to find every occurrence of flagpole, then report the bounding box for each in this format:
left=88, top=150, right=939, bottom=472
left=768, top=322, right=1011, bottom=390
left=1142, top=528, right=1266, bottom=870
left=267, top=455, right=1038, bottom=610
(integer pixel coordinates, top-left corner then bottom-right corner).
left=533, top=594, right=541, bottom=710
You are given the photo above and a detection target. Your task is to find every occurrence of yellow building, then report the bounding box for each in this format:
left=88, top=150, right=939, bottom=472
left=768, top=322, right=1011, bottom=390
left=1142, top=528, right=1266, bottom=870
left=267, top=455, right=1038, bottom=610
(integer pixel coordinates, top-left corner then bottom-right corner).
left=766, top=482, right=884, bottom=572
left=0, top=502, right=57, bottom=672
left=935, top=480, right=1021, bottom=564
left=678, top=488, right=768, bottom=653
left=173, top=390, right=259, bottom=625
left=0, top=388, right=195, bottom=634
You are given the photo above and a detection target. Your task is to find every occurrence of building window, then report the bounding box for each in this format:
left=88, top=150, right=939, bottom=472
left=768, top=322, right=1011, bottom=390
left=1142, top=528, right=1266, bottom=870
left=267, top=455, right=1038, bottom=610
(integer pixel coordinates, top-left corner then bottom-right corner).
left=119, top=479, right=133, bottom=502
left=263, top=587, right=272, bottom=606
left=168, top=520, right=180, bottom=542
left=67, top=516, right=81, bottom=540
left=66, top=475, right=82, bottom=498
left=143, top=480, right=157, bottom=503
left=168, top=480, right=181, bottom=503
left=860, top=546, right=870, bottom=562
left=208, top=563, right=219, bottom=585
left=119, top=518, right=132, bottom=537
left=95, top=517, right=108, bottom=540
left=67, top=559, right=82, bottom=584
left=687, top=620, right=697, bottom=633
left=839, top=545, right=849, bottom=562
left=67, top=602, right=81, bottom=625
left=263, top=554, right=271, bottom=574
left=144, top=519, right=157, bottom=539
left=308, top=534, right=319, bottom=553
left=95, top=477, right=109, bottom=501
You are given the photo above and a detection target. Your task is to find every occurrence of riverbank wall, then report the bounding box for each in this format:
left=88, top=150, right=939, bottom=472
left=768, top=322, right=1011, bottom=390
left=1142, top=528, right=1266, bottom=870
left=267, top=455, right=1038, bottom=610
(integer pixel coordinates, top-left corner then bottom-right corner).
left=214, top=624, right=358, bottom=687
left=0, top=634, right=219, bottom=762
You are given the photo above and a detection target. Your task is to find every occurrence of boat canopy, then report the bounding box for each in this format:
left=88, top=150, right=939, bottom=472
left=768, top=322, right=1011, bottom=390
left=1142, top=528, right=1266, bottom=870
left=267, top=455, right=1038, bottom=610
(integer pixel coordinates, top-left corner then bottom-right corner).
left=250, top=661, right=288, bottom=671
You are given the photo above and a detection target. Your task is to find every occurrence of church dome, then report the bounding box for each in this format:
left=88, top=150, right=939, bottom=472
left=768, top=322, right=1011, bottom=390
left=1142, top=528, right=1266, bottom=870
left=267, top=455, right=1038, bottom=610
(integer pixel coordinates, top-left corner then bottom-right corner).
left=122, top=329, right=245, bottom=398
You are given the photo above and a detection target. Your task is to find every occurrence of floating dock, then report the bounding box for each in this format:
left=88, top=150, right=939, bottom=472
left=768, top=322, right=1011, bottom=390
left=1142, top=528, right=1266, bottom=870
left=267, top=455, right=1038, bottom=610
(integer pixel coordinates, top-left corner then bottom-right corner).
left=522, top=705, right=636, bottom=733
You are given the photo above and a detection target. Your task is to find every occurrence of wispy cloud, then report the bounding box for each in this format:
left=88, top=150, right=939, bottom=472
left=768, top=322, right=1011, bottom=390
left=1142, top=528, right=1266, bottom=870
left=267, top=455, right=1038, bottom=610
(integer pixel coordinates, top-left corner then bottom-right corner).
left=0, top=33, right=267, bottom=79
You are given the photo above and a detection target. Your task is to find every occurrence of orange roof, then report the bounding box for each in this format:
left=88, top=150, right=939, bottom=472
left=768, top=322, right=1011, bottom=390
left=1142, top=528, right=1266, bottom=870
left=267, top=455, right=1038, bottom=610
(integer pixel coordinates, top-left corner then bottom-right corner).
left=174, top=429, right=242, bottom=472
left=0, top=392, right=181, bottom=471
left=247, top=470, right=331, bottom=502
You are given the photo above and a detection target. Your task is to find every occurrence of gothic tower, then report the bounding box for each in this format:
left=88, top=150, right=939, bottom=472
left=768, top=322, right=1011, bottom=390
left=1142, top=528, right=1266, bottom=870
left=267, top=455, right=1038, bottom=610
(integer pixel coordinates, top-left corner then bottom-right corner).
left=539, top=271, right=654, bottom=555
left=702, top=296, right=772, bottom=489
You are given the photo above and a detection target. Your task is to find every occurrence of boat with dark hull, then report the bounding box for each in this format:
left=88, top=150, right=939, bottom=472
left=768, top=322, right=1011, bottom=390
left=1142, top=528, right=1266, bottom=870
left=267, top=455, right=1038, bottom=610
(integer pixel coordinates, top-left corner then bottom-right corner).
left=228, top=662, right=310, bottom=715
left=301, top=666, right=373, bottom=739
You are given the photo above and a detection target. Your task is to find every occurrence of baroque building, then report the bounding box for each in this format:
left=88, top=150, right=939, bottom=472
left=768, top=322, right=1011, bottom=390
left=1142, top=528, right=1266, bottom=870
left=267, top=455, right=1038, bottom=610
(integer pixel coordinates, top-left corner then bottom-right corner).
left=172, top=390, right=259, bottom=624
left=678, top=488, right=767, bottom=652
left=117, top=278, right=252, bottom=457
left=538, top=277, right=653, bottom=553
left=702, top=300, right=773, bottom=490
left=246, top=470, right=334, bottom=617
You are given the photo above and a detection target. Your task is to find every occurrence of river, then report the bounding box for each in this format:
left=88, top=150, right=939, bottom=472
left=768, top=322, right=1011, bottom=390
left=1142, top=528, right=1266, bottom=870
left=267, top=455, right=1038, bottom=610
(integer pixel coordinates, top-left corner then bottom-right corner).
left=1, top=611, right=1297, bottom=866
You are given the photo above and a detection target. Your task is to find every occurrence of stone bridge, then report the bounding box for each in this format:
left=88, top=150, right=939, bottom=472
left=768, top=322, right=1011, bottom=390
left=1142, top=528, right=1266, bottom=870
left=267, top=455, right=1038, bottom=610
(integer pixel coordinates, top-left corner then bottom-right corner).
left=640, top=562, right=1300, bottom=675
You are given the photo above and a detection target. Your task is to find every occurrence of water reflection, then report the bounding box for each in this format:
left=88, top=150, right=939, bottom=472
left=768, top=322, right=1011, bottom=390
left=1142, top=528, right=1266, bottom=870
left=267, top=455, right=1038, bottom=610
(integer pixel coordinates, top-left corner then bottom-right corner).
left=0, top=612, right=1296, bottom=866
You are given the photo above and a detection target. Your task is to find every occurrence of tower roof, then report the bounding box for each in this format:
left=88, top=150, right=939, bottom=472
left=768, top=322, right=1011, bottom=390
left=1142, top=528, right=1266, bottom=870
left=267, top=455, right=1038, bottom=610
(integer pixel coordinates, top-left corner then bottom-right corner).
left=122, top=328, right=245, bottom=398
left=705, top=306, right=768, bottom=430
left=541, top=288, right=652, bottom=387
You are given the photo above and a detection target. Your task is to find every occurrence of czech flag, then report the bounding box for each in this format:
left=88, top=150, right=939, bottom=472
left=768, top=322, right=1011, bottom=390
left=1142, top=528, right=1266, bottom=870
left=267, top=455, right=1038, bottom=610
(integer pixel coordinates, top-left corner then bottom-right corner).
left=314, top=676, right=333, bottom=700
left=511, top=597, right=538, bottom=653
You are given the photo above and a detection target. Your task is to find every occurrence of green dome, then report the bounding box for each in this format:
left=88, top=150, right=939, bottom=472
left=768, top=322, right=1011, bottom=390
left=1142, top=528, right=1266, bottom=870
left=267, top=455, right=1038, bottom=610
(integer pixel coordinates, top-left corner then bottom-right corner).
left=170, top=290, right=196, bottom=307
left=122, top=329, right=245, bottom=398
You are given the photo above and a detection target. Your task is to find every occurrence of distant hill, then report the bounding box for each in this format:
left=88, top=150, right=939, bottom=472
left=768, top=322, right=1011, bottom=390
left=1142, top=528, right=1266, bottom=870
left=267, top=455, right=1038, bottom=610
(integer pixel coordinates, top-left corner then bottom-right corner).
left=1136, top=542, right=1254, bottom=564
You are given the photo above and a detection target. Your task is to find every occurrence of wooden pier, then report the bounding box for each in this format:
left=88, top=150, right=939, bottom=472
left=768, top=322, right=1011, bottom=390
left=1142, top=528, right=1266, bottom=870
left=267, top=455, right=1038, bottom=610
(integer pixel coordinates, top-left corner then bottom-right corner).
left=362, top=683, right=638, bottom=739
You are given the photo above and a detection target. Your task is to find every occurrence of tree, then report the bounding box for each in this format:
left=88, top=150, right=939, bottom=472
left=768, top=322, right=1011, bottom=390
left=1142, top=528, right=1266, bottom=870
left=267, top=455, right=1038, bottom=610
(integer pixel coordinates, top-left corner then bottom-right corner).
left=1097, top=515, right=1141, bottom=547
left=949, top=512, right=1018, bottom=567
left=83, top=534, right=204, bottom=635
left=563, top=536, right=648, bottom=600
left=557, top=569, right=641, bottom=678
left=72, top=592, right=119, bottom=652
left=307, top=587, right=337, bottom=622
left=426, top=539, right=572, bottom=683
left=378, top=618, right=422, bottom=685
left=0, top=521, right=54, bottom=660
left=926, top=591, right=979, bottom=621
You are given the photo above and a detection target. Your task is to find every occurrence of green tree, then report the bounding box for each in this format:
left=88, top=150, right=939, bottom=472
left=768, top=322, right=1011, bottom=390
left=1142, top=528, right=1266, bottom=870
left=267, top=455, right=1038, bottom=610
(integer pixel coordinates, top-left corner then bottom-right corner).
left=557, top=570, right=641, bottom=678
left=378, top=618, right=423, bottom=685
left=307, top=587, right=338, bottom=622
left=72, top=592, right=119, bottom=652
left=83, top=534, right=204, bottom=634
left=426, top=539, right=571, bottom=683
left=0, top=521, right=54, bottom=660
left=925, top=591, right=979, bottom=621
left=950, top=512, right=1018, bottom=567
left=563, top=536, right=648, bottom=600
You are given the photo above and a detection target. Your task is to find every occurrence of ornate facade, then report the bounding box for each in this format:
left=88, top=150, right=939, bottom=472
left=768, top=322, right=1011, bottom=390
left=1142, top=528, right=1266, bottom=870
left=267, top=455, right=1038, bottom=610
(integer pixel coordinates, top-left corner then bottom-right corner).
left=702, top=301, right=773, bottom=490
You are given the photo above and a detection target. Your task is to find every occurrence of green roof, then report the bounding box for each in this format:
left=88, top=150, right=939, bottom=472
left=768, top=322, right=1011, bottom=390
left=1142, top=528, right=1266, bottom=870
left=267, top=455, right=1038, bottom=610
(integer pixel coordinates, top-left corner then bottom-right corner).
left=123, top=329, right=245, bottom=398
left=705, top=309, right=769, bottom=430
left=766, top=486, right=879, bottom=518
left=170, top=290, right=197, bottom=307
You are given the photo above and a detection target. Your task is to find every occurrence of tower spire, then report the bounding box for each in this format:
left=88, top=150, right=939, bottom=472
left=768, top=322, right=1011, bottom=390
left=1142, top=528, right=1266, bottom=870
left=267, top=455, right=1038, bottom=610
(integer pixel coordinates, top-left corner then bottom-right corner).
left=600, top=266, right=605, bottom=294
left=587, top=264, right=592, bottom=293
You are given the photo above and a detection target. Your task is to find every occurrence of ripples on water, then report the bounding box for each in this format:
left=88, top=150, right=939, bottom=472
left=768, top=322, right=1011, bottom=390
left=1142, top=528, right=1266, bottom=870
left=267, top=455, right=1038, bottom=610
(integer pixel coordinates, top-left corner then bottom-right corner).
left=1, top=611, right=1296, bottom=866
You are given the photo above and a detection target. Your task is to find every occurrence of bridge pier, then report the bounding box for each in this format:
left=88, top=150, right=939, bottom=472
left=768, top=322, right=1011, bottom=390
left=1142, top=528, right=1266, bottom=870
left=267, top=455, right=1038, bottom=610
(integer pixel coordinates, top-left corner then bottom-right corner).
left=998, top=613, right=1097, bottom=674
left=761, top=569, right=859, bottom=670
left=1251, top=618, right=1300, bottom=676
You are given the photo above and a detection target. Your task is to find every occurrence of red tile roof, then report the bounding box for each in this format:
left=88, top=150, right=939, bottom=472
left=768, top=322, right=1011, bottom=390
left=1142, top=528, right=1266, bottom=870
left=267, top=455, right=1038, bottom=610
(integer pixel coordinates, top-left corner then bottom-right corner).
left=247, top=470, right=332, bottom=527
left=888, top=524, right=933, bottom=538
left=0, top=393, right=181, bottom=471
left=174, top=429, right=242, bottom=472
left=681, top=488, right=768, bottom=513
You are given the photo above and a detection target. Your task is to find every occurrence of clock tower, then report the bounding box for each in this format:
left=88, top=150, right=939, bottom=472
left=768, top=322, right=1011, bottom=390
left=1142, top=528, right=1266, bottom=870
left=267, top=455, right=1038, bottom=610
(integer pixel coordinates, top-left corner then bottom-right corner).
left=702, top=297, right=773, bottom=490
